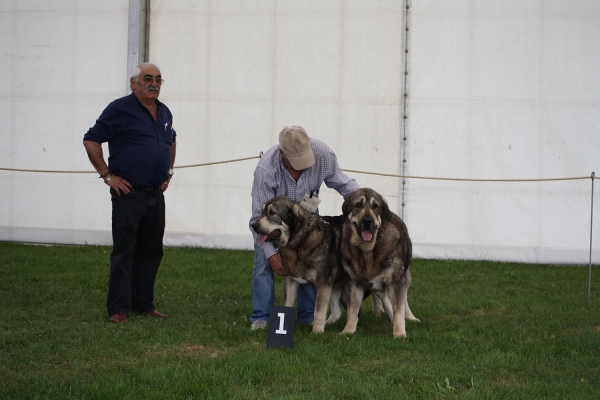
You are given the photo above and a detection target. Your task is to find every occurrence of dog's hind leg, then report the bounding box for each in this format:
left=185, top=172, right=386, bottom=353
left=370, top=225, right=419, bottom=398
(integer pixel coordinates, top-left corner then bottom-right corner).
left=313, top=285, right=333, bottom=333
left=389, top=285, right=407, bottom=338
left=376, top=291, right=394, bottom=321
left=326, top=285, right=343, bottom=325
left=403, top=268, right=420, bottom=322
left=372, top=293, right=384, bottom=318
left=284, top=277, right=299, bottom=307
left=340, top=283, right=364, bottom=335
left=404, top=298, right=420, bottom=322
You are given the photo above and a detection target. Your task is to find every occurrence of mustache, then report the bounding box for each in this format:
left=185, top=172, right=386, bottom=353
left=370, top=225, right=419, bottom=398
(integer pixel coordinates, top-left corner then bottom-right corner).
left=146, top=86, right=160, bottom=92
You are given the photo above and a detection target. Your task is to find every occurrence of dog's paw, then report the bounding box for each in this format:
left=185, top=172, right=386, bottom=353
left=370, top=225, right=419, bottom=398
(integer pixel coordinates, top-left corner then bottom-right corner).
left=312, top=325, right=325, bottom=334
left=339, top=329, right=356, bottom=335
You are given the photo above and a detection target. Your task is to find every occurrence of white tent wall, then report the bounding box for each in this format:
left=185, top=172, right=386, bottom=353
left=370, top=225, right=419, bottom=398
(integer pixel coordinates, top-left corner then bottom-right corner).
left=149, top=1, right=405, bottom=250
left=1, top=1, right=598, bottom=264
left=0, top=1, right=129, bottom=245
left=406, top=1, right=600, bottom=263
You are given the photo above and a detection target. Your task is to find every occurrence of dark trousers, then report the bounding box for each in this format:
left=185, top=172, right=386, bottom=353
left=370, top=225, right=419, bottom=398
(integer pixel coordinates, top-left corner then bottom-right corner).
left=107, top=188, right=166, bottom=316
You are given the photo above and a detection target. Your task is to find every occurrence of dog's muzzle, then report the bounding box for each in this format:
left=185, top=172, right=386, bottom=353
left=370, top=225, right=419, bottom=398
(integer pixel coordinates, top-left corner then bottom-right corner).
left=359, top=217, right=374, bottom=242
left=258, top=229, right=281, bottom=243
left=252, top=223, right=282, bottom=243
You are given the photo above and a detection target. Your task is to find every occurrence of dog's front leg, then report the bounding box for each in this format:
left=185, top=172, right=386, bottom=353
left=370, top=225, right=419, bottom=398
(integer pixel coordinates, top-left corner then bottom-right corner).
left=340, top=283, right=364, bottom=335
left=312, top=285, right=333, bottom=333
left=284, top=277, right=299, bottom=307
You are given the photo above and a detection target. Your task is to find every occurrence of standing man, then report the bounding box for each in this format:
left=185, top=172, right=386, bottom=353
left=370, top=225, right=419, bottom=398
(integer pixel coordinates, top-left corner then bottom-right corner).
left=249, top=126, right=360, bottom=330
left=83, top=62, right=176, bottom=323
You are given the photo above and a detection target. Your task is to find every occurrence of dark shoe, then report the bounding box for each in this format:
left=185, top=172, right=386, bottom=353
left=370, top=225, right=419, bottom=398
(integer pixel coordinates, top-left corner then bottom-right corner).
left=146, top=309, right=169, bottom=318
left=109, top=313, right=128, bottom=323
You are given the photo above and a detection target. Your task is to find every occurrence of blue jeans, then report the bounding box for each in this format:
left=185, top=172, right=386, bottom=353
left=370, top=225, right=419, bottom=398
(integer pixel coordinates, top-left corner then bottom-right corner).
left=251, top=243, right=316, bottom=324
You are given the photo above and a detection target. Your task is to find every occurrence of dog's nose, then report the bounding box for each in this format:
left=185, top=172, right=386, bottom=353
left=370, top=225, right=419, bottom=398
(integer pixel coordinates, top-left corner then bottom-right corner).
left=251, top=222, right=261, bottom=232
left=361, top=216, right=373, bottom=230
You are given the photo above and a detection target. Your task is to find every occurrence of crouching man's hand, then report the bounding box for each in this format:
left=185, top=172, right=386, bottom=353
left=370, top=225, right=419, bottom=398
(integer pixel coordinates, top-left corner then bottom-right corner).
left=268, top=253, right=287, bottom=276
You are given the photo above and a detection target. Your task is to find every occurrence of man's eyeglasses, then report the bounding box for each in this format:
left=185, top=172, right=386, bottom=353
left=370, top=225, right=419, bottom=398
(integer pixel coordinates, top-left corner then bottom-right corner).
left=142, top=76, right=165, bottom=85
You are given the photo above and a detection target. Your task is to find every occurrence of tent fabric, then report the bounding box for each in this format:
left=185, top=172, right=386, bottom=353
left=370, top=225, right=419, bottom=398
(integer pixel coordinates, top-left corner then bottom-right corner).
left=1, top=0, right=598, bottom=264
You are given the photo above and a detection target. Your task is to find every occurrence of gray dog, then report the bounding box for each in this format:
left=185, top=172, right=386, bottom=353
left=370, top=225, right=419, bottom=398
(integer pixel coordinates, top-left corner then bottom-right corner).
left=251, top=196, right=346, bottom=333
left=340, top=188, right=419, bottom=338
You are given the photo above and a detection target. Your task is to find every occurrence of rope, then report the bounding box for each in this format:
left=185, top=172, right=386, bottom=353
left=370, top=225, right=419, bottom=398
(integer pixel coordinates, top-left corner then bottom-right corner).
left=0, top=159, right=593, bottom=183
left=341, top=169, right=591, bottom=182
left=0, top=155, right=261, bottom=175
left=0, top=167, right=94, bottom=174
left=174, top=155, right=260, bottom=169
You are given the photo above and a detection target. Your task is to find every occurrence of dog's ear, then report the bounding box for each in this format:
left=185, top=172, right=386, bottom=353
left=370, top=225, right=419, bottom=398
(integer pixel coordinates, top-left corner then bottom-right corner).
left=286, top=204, right=300, bottom=229
left=381, top=196, right=393, bottom=222
left=342, top=194, right=352, bottom=216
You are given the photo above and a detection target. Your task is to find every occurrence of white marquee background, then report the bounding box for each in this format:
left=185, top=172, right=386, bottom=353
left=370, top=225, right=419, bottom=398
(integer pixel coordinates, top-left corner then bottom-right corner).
left=1, top=0, right=599, bottom=264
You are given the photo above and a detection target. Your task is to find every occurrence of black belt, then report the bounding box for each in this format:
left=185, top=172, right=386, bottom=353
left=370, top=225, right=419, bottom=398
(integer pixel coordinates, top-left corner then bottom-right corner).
left=131, top=186, right=160, bottom=192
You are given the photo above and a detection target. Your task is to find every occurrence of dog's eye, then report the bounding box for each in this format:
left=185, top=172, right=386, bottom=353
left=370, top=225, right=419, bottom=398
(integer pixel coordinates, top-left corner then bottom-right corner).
left=269, top=209, right=276, bottom=216
left=355, top=202, right=363, bottom=209
left=372, top=203, right=379, bottom=210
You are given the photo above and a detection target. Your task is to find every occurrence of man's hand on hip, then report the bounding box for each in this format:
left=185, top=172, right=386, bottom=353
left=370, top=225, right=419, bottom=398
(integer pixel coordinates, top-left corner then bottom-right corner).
left=160, top=177, right=171, bottom=192
left=105, top=174, right=132, bottom=196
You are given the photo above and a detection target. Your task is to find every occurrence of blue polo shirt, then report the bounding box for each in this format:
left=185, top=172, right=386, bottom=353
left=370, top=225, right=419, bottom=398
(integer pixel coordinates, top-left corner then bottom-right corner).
left=84, top=93, right=176, bottom=187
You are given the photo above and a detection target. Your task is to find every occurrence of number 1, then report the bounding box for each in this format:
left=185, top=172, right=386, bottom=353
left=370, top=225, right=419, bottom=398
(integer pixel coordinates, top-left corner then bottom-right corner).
left=275, top=312, right=287, bottom=334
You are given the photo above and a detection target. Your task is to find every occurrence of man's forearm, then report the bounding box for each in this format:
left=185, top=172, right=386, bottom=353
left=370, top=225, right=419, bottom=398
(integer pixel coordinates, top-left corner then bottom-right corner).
left=83, top=140, right=109, bottom=176
left=170, top=141, right=177, bottom=168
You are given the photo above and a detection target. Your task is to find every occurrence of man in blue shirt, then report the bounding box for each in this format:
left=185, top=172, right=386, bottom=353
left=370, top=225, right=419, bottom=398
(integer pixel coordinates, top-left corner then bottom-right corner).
left=83, top=62, right=176, bottom=323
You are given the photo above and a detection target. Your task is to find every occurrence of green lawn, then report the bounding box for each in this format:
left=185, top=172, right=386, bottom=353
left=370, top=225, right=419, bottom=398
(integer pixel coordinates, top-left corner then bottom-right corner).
left=0, top=242, right=598, bottom=399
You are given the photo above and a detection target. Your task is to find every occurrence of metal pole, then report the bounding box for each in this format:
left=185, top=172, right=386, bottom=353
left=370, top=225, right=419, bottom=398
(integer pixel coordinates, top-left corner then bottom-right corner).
left=589, top=171, right=595, bottom=303
left=400, top=0, right=410, bottom=220
left=127, top=0, right=148, bottom=92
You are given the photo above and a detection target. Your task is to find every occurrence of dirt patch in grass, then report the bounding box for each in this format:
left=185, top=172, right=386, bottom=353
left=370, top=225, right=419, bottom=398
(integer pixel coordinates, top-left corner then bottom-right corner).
left=494, top=374, right=526, bottom=389
left=563, top=327, right=583, bottom=335
left=180, top=343, right=225, bottom=358
left=564, top=326, right=600, bottom=335
left=437, top=307, right=509, bottom=319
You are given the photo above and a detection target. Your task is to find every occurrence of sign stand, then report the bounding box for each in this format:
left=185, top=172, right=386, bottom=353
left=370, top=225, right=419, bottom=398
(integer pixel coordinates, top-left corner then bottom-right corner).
left=266, top=306, right=296, bottom=349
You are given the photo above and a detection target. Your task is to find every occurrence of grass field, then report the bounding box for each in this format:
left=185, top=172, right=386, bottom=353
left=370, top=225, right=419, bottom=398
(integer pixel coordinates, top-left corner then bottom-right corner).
left=0, top=242, right=599, bottom=399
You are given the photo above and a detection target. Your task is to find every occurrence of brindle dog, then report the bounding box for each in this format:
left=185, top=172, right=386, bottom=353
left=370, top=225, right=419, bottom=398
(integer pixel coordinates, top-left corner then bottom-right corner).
left=251, top=196, right=346, bottom=333
left=340, top=188, right=419, bottom=338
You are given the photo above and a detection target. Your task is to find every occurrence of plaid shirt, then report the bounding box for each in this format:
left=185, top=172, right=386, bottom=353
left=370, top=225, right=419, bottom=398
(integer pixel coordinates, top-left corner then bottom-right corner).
left=250, top=138, right=360, bottom=259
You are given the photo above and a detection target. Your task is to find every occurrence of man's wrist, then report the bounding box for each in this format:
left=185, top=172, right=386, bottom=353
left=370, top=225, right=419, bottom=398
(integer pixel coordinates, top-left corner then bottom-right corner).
left=262, top=245, right=277, bottom=260
left=103, top=173, right=112, bottom=185
left=99, top=170, right=110, bottom=179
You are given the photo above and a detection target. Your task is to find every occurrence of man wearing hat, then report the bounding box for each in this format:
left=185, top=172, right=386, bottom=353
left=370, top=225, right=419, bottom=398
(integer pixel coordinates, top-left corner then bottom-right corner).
left=248, top=126, right=360, bottom=330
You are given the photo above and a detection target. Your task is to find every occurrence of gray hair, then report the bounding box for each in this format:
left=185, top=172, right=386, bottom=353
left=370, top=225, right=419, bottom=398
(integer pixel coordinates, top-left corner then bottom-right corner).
left=129, top=62, right=161, bottom=90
